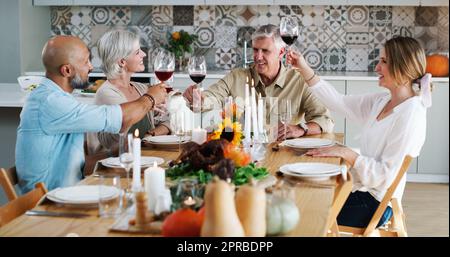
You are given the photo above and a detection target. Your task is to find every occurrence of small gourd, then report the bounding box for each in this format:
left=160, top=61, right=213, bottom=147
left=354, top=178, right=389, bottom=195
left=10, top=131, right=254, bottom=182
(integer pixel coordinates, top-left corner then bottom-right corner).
left=200, top=176, right=245, bottom=237
left=266, top=194, right=300, bottom=236
left=162, top=207, right=203, bottom=237
left=426, top=54, right=449, bottom=77
left=235, top=178, right=266, bottom=237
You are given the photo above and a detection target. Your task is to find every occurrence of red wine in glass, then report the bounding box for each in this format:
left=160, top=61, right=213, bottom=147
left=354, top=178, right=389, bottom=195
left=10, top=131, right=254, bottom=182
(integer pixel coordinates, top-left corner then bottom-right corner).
left=281, top=35, right=298, bottom=46
left=189, top=73, right=206, bottom=84
left=155, top=70, right=174, bottom=82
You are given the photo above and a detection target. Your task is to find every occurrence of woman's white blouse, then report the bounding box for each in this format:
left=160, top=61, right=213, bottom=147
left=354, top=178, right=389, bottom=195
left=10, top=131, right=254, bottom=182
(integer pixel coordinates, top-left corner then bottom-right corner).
left=310, top=79, right=427, bottom=202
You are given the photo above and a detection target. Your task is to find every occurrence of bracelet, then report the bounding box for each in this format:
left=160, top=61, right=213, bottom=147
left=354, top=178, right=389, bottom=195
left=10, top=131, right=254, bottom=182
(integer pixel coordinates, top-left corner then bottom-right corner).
left=142, top=93, right=155, bottom=109
left=305, top=72, right=316, bottom=83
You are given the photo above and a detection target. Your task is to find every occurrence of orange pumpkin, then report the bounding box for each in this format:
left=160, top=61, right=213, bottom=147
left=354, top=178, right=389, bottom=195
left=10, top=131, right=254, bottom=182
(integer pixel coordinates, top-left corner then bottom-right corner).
left=162, top=208, right=203, bottom=237
left=426, top=54, right=449, bottom=77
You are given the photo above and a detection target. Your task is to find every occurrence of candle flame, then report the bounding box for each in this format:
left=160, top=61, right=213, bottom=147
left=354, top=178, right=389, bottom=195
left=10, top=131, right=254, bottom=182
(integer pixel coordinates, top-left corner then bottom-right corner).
left=134, top=129, right=139, bottom=138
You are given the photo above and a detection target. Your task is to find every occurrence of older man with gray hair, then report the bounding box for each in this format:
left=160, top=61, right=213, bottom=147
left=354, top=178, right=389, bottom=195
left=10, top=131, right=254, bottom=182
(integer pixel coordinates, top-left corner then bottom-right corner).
left=183, top=24, right=333, bottom=140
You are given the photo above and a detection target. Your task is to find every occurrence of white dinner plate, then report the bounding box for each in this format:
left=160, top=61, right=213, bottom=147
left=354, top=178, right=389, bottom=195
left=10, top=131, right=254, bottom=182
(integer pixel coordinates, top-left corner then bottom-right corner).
left=143, top=135, right=191, bottom=144
left=17, top=75, right=44, bottom=92
left=279, top=162, right=342, bottom=181
left=101, top=156, right=164, bottom=168
left=46, top=185, right=120, bottom=205
left=283, top=138, right=335, bottom=149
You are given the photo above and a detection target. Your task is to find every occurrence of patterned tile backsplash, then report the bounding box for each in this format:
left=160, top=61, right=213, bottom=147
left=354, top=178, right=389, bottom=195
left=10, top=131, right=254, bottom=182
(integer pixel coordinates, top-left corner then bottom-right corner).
left=51, top=5, right=449, bottom=72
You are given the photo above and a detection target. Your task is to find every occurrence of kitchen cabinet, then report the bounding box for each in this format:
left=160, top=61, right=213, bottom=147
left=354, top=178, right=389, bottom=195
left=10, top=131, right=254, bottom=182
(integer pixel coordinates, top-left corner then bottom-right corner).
left=74, top=0, right=138, bottom=5
left=347, top=0, right=420, bottom=5
left=417, top=82, right=449, bottom=175
left=139, top=0, right=205, bottom=4
left=420, top=0, right=449, bottom=6
left=33, top=0, right=74, bottom=5
left=273, top=0, right=347, bottom=4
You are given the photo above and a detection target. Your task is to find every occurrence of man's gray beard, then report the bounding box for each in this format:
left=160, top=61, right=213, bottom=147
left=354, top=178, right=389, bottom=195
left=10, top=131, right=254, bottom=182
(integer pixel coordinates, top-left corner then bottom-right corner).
left=70, top=73, right=90, bottom=89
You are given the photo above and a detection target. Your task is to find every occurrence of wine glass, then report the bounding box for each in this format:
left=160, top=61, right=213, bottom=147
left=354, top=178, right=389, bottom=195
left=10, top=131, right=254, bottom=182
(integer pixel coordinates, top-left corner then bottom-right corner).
left=280, top=17, right=299, bottom=69
left=119, top=133, right=133, bottom=193
left=279, top=99, right=292, bottom=141
left=188, top=55, right=207, bottom=126
left=170, top=112, right=186, bottom=153
left=154, top=48, right=175, bottom=93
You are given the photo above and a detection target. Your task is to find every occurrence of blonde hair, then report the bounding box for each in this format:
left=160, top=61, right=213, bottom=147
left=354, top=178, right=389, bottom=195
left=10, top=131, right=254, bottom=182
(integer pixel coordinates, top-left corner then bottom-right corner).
left=384, top=36, right=427, bottom=87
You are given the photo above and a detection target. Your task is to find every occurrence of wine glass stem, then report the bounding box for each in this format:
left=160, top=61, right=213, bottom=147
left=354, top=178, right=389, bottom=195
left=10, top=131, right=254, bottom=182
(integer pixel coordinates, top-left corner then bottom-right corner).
left=286, top=46, right=292, bottom=69
left=178, top=136, right=182, bottom=153
left=125, top=168, right=130, bottom=192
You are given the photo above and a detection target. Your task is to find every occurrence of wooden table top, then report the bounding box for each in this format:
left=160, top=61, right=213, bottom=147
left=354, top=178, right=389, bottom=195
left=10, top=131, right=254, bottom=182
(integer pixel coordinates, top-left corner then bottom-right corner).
left=0, top=133, right=345, bottom=237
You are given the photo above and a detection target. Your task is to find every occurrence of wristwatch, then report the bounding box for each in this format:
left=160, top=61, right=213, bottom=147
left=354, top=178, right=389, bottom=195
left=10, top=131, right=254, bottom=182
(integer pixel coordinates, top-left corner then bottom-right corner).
left=298, top=122, right=309, bottom=136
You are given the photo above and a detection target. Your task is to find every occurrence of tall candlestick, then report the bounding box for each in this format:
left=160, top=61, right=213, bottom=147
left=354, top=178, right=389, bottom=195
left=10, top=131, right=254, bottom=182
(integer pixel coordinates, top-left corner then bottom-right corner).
left=192, top=127, right=207, bottom=145
left=132, top=129, right=141, bottom=192
left=144, top=162, right=166, bottom=212
left=251, top=86, right=259, bottom=141
left=244, top=79, right=251, bottom=144
left=258, top=93, right=264, bottom=134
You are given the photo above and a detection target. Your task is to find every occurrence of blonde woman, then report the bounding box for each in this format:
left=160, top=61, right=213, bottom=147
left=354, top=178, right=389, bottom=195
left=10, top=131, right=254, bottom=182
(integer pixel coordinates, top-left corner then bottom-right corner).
left=89, top=29, right=170, bottom=154
left=288, top=36, right=432, bottom=228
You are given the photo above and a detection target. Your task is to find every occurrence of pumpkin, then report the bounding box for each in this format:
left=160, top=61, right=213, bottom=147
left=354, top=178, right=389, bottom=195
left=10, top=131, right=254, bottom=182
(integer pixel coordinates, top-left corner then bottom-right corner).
left=426, top=54, right=449, bottom=77
left=200, top=176, right=245, bottom=237
left=162, top=207, right=203, bottom=237
left=235, top=178, right=266, bottom=237
left=266, top=194, right=300, bottom=236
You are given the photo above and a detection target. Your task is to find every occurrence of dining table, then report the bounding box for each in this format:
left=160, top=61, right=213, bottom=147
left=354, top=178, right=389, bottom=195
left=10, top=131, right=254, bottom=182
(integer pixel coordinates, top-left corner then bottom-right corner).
left=0, top=133, right=347, bottom=237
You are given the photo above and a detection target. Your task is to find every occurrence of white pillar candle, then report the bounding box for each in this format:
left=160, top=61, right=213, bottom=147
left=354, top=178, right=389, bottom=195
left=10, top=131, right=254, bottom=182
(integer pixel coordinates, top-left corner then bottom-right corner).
left=244, top=80, right=251, bottom=145
left=192, top=127, right=207, bottom=145
left=144, top=162, right=166, bottom=212
left=251, top=86, right=259, bottom=141
left=132, top=129, right=141, bottom=192
left=257, top=93, right=264, bottom=134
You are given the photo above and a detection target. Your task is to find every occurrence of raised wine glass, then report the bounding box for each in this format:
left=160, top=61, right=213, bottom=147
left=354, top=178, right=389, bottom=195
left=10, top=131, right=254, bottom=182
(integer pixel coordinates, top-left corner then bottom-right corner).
left=119, top=133, right=134, bottom=193
left=280, top=17, right=299, bottom=69
left=188, top=55, right=207, bottom=125
left=154, top=48, right=175, bottom=93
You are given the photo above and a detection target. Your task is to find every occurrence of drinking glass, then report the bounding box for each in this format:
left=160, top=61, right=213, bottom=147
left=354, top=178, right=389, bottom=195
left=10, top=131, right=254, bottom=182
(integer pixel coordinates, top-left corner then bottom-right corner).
left=170, top=111, right=186, bottom=153
left=188, top=55, right=207, bottom=127
left=154, top=48, right=175, bottom=92
left=280, top=17, right=299, bottom=69
left=119, top=133, right=133, bottom=192
left=99, top=174, right=123, bottom=218
left=279, top=99, right=292, bottom=141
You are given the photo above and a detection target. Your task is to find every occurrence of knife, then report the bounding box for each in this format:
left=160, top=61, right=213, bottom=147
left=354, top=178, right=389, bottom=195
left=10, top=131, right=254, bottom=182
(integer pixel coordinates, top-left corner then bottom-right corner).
left=25, top=210, right=90, bottom=218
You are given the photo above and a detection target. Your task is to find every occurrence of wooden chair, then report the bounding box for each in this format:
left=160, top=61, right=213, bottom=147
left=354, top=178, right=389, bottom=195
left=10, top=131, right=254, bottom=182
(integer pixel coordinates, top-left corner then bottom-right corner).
left=0, top=182, right=48, bottom=227
left=0, top=167, right=19, bottom=201
left=326, top=171, right=353, bottom=237
left=329, top=155, right=413, bottom=237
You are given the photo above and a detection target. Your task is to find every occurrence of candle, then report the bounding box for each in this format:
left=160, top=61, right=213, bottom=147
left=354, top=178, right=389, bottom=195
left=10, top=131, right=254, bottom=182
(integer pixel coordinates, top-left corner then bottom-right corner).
left=144, top=161, right=166, bottom=212
left=183, top=196, right=196, bottom=208
left=258, top=93, right=264, bottom=134
left=192, top=127, right=207, bottom=145
left=244, top=79, right=251, bottom=145
left=251, top=86, right=259, bottom=141
left=132, top=129, right=141, bottom=192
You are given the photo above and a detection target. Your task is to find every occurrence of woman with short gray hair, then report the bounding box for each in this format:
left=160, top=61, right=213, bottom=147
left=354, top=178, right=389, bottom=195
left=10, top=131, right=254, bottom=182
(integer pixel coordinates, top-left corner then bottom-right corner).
left=88, top=29, right=170, bottom=155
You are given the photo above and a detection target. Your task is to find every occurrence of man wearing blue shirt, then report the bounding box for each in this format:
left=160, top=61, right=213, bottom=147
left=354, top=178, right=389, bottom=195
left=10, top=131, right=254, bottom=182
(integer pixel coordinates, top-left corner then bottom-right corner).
left=15, top=36, right=167, bottom=193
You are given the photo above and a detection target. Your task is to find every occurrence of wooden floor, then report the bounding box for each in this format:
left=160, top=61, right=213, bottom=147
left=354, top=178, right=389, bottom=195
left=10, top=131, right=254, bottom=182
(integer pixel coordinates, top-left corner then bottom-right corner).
left=402, top=183, right=449, bottom=237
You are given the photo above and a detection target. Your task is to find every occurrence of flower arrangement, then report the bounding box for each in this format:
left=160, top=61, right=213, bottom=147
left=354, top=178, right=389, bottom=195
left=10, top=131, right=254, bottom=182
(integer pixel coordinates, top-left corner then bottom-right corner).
left=208, top=103, right=244, bottom=147
left=165, top=30, right=198, bottom=60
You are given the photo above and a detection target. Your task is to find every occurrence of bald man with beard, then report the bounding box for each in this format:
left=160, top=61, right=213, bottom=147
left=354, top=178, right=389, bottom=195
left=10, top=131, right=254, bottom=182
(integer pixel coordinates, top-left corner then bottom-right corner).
left=15, top=36, right=167, bottom=193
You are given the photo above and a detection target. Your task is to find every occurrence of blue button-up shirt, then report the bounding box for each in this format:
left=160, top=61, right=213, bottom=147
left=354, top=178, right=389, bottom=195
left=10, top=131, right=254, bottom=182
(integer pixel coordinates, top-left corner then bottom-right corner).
left=15, top=78, right=122, bottom=193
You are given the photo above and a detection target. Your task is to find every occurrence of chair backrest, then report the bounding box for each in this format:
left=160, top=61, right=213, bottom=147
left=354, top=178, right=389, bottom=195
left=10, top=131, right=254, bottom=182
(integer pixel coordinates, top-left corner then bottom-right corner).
left=0, top=167, right=18, bottom=201
left=327, top=171, right=353, bottom=232
left=0, top=182, right=48, bottom=227
left=361, top=155, right=413, bottom=236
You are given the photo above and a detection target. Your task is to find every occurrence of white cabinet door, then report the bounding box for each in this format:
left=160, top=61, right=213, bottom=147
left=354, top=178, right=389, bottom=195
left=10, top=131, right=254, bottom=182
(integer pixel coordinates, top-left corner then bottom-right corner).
left=273, top=0, right=347, bottom=4
left=417, top=82, right=449, bottom=174
left=326, top=80, right=346, bottom=136
left=420, top=0, right=449, bottom=6
left=139, top=0, right=205, bottom=4
left=205, top=0, right=272, bottom=4
left=345, top=81, right=418, bottom=174
left=74, top=0, right=138, bottom=5
left=33, top=0, right=74, bottom=5
left=347, top=0, right=420, bottom=5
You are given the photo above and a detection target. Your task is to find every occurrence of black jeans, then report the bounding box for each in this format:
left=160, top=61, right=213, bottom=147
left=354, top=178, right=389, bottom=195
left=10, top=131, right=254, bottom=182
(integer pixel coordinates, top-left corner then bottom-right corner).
left=337, top=191, right=393, bottom=228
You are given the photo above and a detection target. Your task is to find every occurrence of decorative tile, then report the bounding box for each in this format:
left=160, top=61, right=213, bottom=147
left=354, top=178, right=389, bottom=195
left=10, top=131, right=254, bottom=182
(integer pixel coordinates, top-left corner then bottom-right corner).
left=91, top=25, right=110, bottom=47
left=237, top=26, right=255, bottom=47
left=215, top=5, right=237, bottom=27
left=415, top=26, right=438, bottom=51
left=303, top=46, right=324, bottom=71
left=130, top=6, right=152, bottom=26
left=204, top=47, right=218, bottom=71
left=194, top=6, right=215, bottom=27
left=368, top=48, right=380, bottom=72
left=321, top=24, right=346, bottom=49
left=173, top=6, right=194, bottom=26
left=51, top=7, right=71, bottom=26
left=415, top=7, right=438, bottom=27
left=110, top=7, right=131, bottom=25
left=369, top=26, right=392, bottom=49
left=369, top=6, right=392, bottom=27
left=323, top=48, right=346, bottom=71
left=147, top=48, right=162, bottom=72
left=346, top=29, right=370, bottom=48
left=70, top=7, right=92, bottom=26
left=346, top=48, right=368, bottom=71
left=215, top=48, right=237, bottom=70
left=392, top=26, right=413, bottom=38
left=236, top=6, right=257, bottom=26
left=347, top=6, right=369, bottom=27
left=68, top=24, right=91, bottom=46
left=279, top=5, right=302, bottom=25
left=438, top=7, right=449, bottom=28
left=438, top=7, right=449, bottom=50
left=299, top=26, right=323, bottom=51
left=51, top=25, right=71, bottom=36
left=256, top=6, right=280, bottom=26
left=172, top=26, right=195, bottom=35
left=324, top=6, right=347, bottom=31
left=151, top=25, right=172, bottom=48
left=128, top=26, right=153, bottom=48
left=91, top=7, right=112, bottom=25
left=392, top=6, right=415, bottom=27
left=300, top=6, right=325, bottom=27
left=152, top=6, right=173, bottom=26
left=194, top=26, right=215, bottom=48
left=215, top=26, right=237, bottom=48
